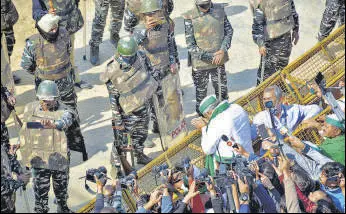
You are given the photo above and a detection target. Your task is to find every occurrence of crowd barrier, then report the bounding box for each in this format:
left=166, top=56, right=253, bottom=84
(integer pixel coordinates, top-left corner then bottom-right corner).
left=77, top=25, right=345, bottom=213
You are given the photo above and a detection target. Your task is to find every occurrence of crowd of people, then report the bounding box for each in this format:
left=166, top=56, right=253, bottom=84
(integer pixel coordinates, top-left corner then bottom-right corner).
left=1, top=0, right=345, bottom=213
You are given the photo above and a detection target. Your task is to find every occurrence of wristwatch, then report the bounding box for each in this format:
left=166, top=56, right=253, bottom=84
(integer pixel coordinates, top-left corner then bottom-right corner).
left=240, top=193, right=249, bottom=202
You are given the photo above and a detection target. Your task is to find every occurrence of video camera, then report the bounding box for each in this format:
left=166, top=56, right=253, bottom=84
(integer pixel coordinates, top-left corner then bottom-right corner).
left=120, top=171, right=137, bottom=189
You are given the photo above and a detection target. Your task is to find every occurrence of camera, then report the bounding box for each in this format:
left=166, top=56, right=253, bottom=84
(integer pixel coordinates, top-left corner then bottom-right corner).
left=120, top=171, right=137, bottom=189
left=194, top=168, right=212, bottom=193
left=152, top=163, right=169, bottom=176
left=229, top=155, right=254, bottom=185
left=86, top=166, right=108, bottom=184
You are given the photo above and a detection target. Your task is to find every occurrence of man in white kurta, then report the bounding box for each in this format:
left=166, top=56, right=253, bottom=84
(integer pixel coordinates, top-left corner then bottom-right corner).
left=192, top=95, right=254, bottom=175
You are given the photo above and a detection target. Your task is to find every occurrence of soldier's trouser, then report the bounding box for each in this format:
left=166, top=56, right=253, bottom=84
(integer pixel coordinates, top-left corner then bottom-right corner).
left=107, top=83, right=149, bottom=154
left=89, top=0, right=125, bottom=47
left=192, top=65, right=229, bottom=113
left=1, top=122, right=21, bottom=174
left=257, top=32, right=292, bottom=85
left=1, top=27, right=15, bottom=58
left=1, top=185, right=15, bottom=213
left=318, top=0, right=345, bottom=41
left=33, top=168, right=69, bottom=213
left=69, top=34, right=81, bottom=83
left=35, top=76, right=87, bottom=155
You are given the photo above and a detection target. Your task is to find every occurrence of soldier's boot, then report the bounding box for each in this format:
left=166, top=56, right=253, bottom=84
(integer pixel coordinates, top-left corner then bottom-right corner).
left=57, top=204, right=73, bottom=213
left=136, top=152, right=153, bottom=165
left=152, top=122, right=160, bottom=134
left=90, top=45, right=100, bottom=66
left=119, top=154, right=134, bottom=176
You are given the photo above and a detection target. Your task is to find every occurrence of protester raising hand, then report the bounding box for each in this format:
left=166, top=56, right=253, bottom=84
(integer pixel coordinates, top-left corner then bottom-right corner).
left=182, top=181, right=200, bottom=204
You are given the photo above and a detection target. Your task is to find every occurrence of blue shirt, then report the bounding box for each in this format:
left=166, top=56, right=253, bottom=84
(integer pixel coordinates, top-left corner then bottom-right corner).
left=32, top=0, right=48, bottom=21
left=321, top=185, right=345, bottom=213
left=253, top=104, right=322, bottom=139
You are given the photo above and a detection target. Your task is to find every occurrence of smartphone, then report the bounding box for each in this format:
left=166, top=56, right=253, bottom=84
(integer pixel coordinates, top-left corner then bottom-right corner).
left=27, top=122, right=45, bottom=129
left=257, top=124, right=270, bottom=140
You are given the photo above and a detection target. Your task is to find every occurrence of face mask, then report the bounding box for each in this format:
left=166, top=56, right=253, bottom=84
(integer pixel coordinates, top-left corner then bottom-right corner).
left=37, top=24, right=59, bottom=43
left=181, top=183, right=189, bottom=193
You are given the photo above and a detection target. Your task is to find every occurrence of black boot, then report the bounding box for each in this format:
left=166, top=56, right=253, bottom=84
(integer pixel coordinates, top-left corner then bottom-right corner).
left=136, top=152, right=153, bottom=165
left=90, top=45, right=100, bottom=66
left=152, top=122, right=160, bottom=134
left=57, top=204, right=73, bottom=213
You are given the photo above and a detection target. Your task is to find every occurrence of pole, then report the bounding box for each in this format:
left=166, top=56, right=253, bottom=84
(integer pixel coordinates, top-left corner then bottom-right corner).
left=83, top=0, right=87, bottom=60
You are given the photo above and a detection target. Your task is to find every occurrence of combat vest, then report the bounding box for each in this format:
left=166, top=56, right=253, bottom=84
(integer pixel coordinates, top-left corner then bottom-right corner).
left=19, top=101, right=69, bottom=172
left=1, top=93, right=12, bottom=123
left=40, top=0, right=84, bottom=34
left=29, top=28, right=71, bottom=81
left=1, top=45, right=15, bottom=93
left=101, top=53, right=158, bottom=115
left=183, top=4, right=229, bottom=70
left=141, top=22, right=170, bottom=71
left=258, top=0, right=294, bottom=40
left=1, top=0, right=19, bottom=31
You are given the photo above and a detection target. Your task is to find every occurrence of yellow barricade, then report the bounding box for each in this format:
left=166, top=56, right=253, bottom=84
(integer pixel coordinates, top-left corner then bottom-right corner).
left=77, top=26, right=345, bottom=213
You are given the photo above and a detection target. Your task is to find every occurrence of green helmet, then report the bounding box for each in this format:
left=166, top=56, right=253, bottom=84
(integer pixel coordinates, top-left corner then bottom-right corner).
left=196, top=0, right=210, bottom=5
left=140, top=0, right=162, bottom=14
left=117, top=36, right=138, bottom=57
left=36, top=80, right=59, bottom=101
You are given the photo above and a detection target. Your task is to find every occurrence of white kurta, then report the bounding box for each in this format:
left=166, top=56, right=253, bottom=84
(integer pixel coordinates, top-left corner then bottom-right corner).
left=201, top=104, right=254, bottom=158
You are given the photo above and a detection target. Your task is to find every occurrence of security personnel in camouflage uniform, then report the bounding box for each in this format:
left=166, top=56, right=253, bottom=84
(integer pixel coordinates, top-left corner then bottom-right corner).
left=1, top=83, right=21, bottom=172
left=1, top=0, right=21, bottom=83
left=134, top=0, right=183, bottom=136
left=19, top=80, right=76, bottom=213
left=32, top=0, right=92, bottom=89
left=89, top=0, right=125, bottom=66
left=21, top=14, right=88, bottom=161
left=183, top=0, right=233, bottom=116
left=1, top=144, right=31, bottom=213
left=100, top=36, right=157, bottom=166
left=250, top=0, right=300, bottom=85
left=318, top=0, right=345, bottom=41
left=1, top=84, right=31, bottom=213
left=124, top=0, right=180, bottom=67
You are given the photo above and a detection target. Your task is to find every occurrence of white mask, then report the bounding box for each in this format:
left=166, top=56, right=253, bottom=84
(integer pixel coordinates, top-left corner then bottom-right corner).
left=181, top=183, right=189, bottom=193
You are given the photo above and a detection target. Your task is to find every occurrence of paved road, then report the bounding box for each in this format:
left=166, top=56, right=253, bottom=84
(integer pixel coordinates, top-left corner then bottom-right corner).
left=7, top=0, right=329, bottom=212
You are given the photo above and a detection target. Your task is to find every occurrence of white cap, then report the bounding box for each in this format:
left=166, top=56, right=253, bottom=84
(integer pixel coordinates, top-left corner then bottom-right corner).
left=37, top=14, right=60, bottom=33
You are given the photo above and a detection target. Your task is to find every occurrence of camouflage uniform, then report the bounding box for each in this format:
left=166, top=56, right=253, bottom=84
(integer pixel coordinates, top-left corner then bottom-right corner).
left=32, top=0, right=91, bottom=87
left=1, top=85, right=23, bottom=213
left=19, top=100, right=75, bottom=213
left=89, top=0, right=125, bottom=47
left=20, top=27, right=88, bottom=160
left=134, top=13, right=179, bottom=129
left=100, top=50, right=157, bottom=160
left=251, top=0, right=299, bottom=85
left=1, top=0, right=19, bottom=58
left=1, top=145, right=24, bottom=213
left=183, top=3, right=233, bottom=114
left=124, top=0, right=180, bottom=66
left=318, top=0, right=345, bottom=41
